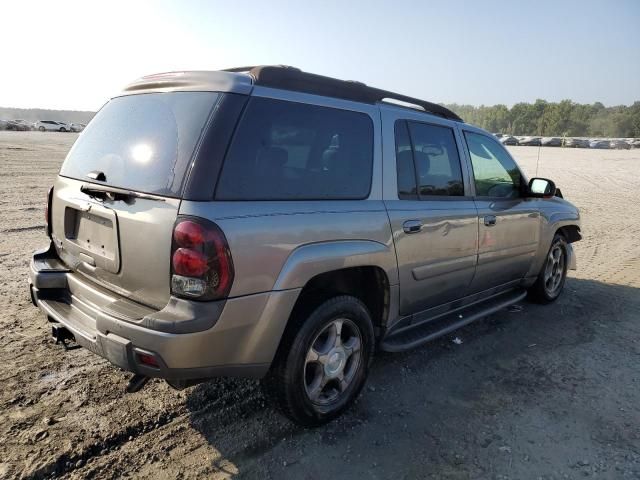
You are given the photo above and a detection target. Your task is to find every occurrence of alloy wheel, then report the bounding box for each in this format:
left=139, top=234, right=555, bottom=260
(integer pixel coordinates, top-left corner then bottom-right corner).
left=304, top=318, right=362, bottom=406
left=544, top=244, right=565, bottom=296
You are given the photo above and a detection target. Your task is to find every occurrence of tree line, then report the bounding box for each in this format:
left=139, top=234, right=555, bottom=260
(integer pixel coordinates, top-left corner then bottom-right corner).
left=4, top=101, right=639, bottom=139
left=445, top=100, right=640, bottom=138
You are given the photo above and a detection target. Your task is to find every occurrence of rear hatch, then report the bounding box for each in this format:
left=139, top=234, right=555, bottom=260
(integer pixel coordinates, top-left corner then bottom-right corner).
left=50, top=91, right=220, bottom=309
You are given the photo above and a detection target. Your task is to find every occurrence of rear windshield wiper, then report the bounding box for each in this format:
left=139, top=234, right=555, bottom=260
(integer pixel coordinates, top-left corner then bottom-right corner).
left=80, top=183, right=165, bottom=202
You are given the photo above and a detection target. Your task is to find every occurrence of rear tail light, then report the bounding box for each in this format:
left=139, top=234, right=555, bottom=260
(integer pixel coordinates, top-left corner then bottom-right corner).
left=45, top=186, right=53, bottom=238
left=170, top=217, right=234, bottom=300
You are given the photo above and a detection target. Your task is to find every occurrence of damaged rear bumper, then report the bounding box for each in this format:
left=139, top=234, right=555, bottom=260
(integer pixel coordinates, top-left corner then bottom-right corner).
left=29, top=243, right=300, bottom=381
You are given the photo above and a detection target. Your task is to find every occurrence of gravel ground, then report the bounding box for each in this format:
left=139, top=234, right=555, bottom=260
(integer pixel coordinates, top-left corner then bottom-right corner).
left=1, top=131, right=639, bottom=479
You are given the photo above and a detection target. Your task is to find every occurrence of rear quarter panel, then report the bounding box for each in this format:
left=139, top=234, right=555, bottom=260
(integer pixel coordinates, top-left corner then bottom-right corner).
left=178, top=201, right=398, bottom=297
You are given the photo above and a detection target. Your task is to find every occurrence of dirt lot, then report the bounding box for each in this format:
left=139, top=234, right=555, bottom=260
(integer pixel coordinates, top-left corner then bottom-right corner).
left=1, top=131, right=639, bottom=479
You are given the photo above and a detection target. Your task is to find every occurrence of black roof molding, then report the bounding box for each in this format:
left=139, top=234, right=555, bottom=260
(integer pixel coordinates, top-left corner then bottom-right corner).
left=222, top=65, right=463, bottom=122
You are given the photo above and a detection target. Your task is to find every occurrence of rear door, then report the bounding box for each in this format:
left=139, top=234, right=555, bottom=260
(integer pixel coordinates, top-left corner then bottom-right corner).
left=51, top=91, right=220, bottom=309
left=383, top=109, right=478, bottom=316
left=460, top=130, right=540, bottom=293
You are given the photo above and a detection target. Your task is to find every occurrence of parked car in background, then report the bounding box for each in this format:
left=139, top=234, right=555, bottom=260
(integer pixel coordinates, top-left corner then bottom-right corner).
left=610, top=139, right=631, bottom=150
left=563, top=138, right=589, bottom=148
left=70, top=123, right=86, bottom=132
left=35, top=120, right=70, bottom=132
left=493, top=133, right=504, bottom=138
left=589, top=139, right=611, bottom=149
left=6, top=119, right=32, bottom=131
left=629, top=139, right=640, bottom=148
left=0, top=119, right=8, bottom=130
left=28, top=66, right=582, bottom=426
left=541, top=137, right=562, bottom=147
left=519, top=136, right=542, bottom=146
left=500, top=135, right=519, bottom=145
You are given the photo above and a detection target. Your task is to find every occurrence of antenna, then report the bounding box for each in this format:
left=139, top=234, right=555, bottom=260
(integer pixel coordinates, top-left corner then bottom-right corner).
left=535, top=142, right=541, bottom=177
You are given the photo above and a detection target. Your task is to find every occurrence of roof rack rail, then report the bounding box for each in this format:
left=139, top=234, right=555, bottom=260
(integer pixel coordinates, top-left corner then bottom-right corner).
left=222, top=65, right=463, bottom=122
left=380, top=98, right=426, bottom=112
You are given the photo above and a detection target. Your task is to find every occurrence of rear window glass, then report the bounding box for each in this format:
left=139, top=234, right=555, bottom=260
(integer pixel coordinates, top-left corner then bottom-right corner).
left=60, top=92, right=218, bottom=197
left=215, top=97, right=374, bottom=200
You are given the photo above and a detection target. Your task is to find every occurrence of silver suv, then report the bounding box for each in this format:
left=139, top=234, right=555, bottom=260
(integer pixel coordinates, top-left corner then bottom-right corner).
left=29, top=66, right=581, bottom=426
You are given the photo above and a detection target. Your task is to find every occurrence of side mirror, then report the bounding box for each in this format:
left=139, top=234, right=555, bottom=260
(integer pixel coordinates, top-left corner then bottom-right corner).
left=528, top=177, right=556, bottom=198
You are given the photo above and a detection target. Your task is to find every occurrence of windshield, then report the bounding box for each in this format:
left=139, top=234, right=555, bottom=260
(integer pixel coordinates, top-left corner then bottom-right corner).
left=60, top=91, right=219, bottom=197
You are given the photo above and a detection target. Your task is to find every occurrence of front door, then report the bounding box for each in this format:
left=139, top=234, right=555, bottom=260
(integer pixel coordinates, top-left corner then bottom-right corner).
left=385, top=118, right=478, bottom=316
left=461, top=130, right=540, bottom=293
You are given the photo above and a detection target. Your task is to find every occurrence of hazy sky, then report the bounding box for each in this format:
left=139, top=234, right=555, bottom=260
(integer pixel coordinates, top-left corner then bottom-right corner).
left=3, top=0, right=639, bottom=111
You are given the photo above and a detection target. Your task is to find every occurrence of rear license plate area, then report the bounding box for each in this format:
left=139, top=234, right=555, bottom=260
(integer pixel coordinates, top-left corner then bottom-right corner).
left=63, top=205, right=120, bottom=272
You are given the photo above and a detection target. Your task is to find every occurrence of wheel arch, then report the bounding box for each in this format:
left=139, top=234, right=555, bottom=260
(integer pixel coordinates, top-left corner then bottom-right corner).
left=291, top=265, right=391, bottom=327
left=556, top=224, right=582, bottom=243
left=525, top=213, right=581, bottom=282
left=272, top=239, right=398, bottom=292
left=272, top=239, right=398, bottom=337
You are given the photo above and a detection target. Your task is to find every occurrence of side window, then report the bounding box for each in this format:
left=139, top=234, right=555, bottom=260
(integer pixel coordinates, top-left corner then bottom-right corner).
left=394, top=120, right=464, bottom=198
left=464, top=131, right=522, bottom=198
left=216, top=97, right=373, bottom=200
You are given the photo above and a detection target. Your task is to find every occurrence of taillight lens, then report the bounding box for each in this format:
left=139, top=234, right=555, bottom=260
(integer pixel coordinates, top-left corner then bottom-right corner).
left=173, top=248, right=208, bottom=277
left=45, top=186, right=53, bottom=237
left=170, top=217, right=234, bottom=301
left=173, top=220, right=206, bottom=248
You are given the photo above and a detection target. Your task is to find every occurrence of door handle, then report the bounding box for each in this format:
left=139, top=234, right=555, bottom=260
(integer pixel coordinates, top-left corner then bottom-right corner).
left=484, top=215, right=497, bottom=227
left=403, top=220, right=422, bottom=234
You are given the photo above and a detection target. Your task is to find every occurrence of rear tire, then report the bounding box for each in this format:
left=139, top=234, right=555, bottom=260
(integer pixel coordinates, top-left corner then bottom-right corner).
left=528, top=234, right=568, bottom=303
left=261, top=295, right=375, bottom=427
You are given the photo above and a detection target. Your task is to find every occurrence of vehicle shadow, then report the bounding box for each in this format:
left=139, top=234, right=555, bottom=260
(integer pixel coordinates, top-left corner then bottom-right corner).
left=185, top=277, right=640, bottom=477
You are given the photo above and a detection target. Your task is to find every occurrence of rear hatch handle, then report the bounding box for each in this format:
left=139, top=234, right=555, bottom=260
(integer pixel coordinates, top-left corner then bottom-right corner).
left=80, top=183, right=166, bottom=203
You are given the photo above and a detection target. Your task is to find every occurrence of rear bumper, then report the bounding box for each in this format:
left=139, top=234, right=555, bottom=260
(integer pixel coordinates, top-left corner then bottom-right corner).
left=29, top=243, right=300, bottom=380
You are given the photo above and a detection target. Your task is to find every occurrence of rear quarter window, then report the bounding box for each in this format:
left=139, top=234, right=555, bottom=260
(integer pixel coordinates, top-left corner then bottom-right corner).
left=215, top=97, right=374, bottom=200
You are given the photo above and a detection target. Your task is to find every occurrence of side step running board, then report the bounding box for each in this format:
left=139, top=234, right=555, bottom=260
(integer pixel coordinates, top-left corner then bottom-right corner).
left=380, top=289, right=527, bottom=352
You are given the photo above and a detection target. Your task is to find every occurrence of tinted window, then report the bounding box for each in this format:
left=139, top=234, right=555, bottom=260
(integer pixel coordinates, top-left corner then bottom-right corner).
left=464, top=131, right=522, bottom=198
left=395, top=120, right=464, bottom=198
left=409, top=122, right=464, bottom=196
left=216, top=97, right=373, bottom=200
left=60, top=92, right=218, bottom=197
left=395, top=121, right=417, bottom=199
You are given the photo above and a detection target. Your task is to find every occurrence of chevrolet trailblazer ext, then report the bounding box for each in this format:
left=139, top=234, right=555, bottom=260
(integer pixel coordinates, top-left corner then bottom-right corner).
left=29, top=66, right=581, bottom=426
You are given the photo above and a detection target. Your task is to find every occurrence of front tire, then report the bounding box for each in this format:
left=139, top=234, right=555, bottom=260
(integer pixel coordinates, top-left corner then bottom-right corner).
left=39, top=126, right=45, bottom=132
left=528, top=234, right=568, bottom=303
left=262, top=295, right=375, bottom=427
